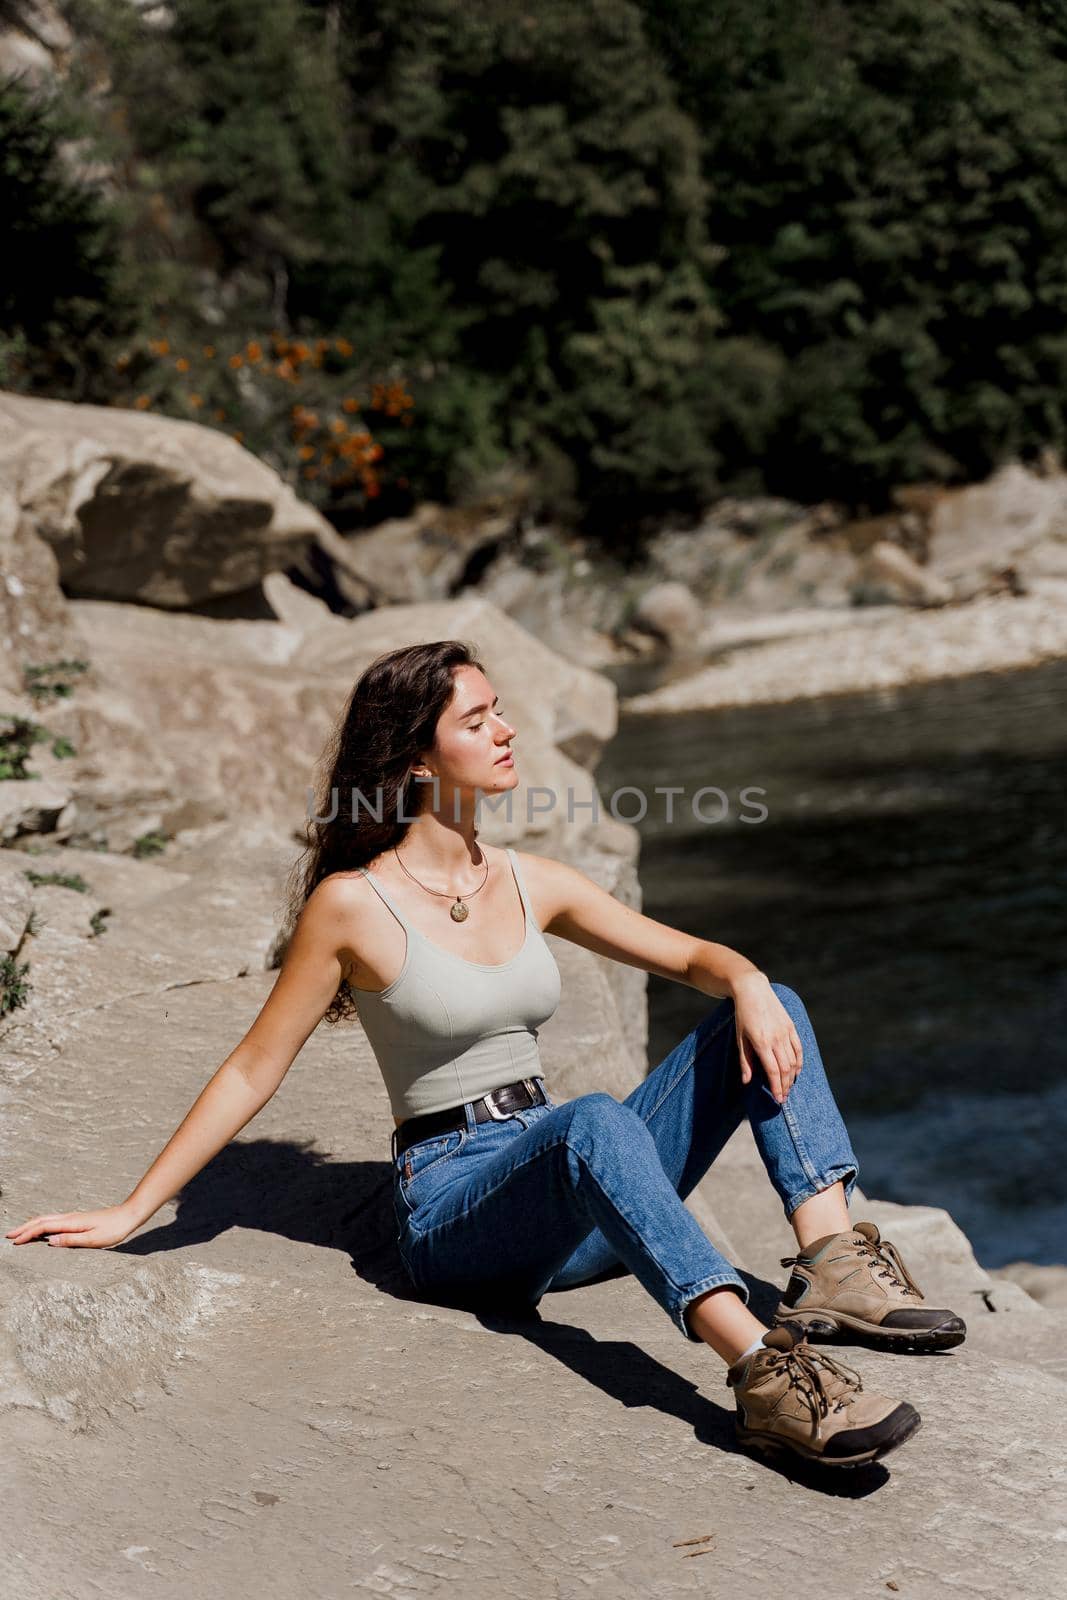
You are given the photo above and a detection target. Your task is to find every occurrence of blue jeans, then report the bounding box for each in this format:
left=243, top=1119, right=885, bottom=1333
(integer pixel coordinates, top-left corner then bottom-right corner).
left=390, top=982, right=859, bottom=1341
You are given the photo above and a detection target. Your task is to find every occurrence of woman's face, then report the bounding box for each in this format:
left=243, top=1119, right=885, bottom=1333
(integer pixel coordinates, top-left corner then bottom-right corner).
left=418, top=665, right=518, bottom=799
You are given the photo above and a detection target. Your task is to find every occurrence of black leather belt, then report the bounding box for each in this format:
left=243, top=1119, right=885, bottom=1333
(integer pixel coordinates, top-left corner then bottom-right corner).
left=394, top=1076, right=547, bottom=1158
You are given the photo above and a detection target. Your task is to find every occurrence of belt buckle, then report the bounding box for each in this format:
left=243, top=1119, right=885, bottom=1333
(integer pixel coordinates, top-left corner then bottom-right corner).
left=483, top=1078, right=537, bottom=1120
left=483, top=1086, right=514, bottom=1120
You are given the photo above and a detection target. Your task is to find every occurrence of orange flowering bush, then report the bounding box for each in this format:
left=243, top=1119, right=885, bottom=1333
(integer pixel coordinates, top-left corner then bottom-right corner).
left=107, top=323, right=414, bottom=514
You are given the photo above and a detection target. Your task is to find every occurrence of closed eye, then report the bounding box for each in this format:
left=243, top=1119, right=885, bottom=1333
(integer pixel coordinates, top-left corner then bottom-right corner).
left=470, top=708, right=504, bottom=731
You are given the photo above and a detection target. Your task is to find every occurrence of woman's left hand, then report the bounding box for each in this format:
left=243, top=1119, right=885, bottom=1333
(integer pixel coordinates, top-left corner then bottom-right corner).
left=732, top=973, right=804, bottom=1104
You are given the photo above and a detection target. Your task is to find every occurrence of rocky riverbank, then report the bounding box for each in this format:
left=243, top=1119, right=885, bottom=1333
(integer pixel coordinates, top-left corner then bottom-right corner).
left=3, top=391, right=1066, bottom=1595
left=622, top=584, right=1067, bottom=714
left=3, top=803, right=1065, bottom=1598
left=1, top=586, right=1064, bottom=1596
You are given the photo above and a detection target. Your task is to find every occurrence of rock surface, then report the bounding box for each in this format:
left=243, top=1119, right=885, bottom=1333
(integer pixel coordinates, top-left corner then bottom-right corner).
left=0, top=391, right=331, bottom=610
left=3, top=419, right=1065, bottom=1591
left=0, top=436, right=88, bottom=696
left=3, top=814, right=1065, bottom=1597
left=623, top=588, right=1067, bottom=713
left=923, top=460, right=1067, bottom=595
left=0, top=583, right=619, bottom=854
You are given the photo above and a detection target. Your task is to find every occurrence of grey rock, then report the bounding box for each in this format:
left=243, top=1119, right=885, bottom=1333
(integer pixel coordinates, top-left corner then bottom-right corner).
left=992, top=1260, right=1067, bottom=1310
left=330, top=503, right=515, bottom=606
left=2, top=812, right=1064, bottom=1597
left=628, top=582, right=704, bottom=655
left=0, top=466, right=87, bottom=697
left=0, top=390, right=331, bottom=609
left=42, top=591, right=617, bottom=853
left=623, top=591, right=1067, bottom=713
left=856, top=539, right=954, bottom=607
left=0, top=778, right=72, bottom=844
left=1, top=557, right=1062, bottom=1596
left=0, top=859, right=33, bottom=951
left=925, top=461, right=1067, bottom=598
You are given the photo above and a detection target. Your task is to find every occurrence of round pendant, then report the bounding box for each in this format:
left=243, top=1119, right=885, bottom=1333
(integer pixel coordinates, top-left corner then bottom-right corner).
left=450, top=900, right=469, bottom=922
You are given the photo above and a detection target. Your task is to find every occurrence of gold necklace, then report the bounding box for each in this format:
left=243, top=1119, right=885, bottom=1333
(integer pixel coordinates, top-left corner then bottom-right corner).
left=392, top=846, right=491, bottom=922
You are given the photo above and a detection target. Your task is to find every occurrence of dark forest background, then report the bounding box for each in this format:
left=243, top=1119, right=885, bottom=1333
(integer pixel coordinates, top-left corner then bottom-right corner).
left=5, top=0, right=1067, bottom=540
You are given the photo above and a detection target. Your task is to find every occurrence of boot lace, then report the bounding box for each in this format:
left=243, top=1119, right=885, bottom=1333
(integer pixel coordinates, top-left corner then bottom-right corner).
left=852, top=1236, right=923, bottom=1298
left=767, top=1343, right=864, bottom=1440
left=780, top=1235, right=923, bottom=1298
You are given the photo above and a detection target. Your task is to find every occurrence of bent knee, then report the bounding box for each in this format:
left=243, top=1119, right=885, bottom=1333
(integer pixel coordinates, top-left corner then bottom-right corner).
left=768, top=980, right=806, bottom=1016
left=564, top=1091, right=642, bottom=1135
left=567, top=1090, right=633, bottom=1119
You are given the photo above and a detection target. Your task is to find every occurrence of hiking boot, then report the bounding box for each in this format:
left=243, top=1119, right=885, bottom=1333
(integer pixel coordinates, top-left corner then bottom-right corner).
left=773, top=1221, right=967, bottom=1352
left=726, top=1322, right=921, bottom=1468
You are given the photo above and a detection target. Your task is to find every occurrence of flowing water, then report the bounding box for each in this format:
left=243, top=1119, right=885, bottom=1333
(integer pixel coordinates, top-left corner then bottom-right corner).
left=596, top=655, right=1067, bottom=1268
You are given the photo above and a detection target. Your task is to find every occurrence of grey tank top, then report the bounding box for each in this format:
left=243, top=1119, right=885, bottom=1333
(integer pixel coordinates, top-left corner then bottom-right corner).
left=353, top=847, right=562, bottom=1122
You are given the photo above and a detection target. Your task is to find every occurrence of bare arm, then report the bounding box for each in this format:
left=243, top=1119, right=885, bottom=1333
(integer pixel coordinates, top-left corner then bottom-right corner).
left=119, top=1055, right=277, bottom=1232
left=538, top=852, right=761, bottom=994
left=535, top=853, right=801, bottom=1103
left=5, top=879, right=353, bottom=1248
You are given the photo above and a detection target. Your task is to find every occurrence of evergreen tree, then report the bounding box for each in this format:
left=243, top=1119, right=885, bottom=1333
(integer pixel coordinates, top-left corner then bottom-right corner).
left=641, top=0, right=1067, bottom=504
left=0, top=72, right=136, bottom=395
left=115, top=0, right=352, bottom=300
left=335, top=0, right=727, bottom=524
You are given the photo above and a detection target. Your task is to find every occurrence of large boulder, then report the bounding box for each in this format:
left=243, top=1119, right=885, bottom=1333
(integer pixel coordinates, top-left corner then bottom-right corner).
left=630, top=582, right=704, bottom=651
left=923, top=460, right=1067, bottom=597
left=853, top=539, right=954, bottom=607
left=0, top=463, right=87, bottom=697
left=331, top=503, right=516, bottom=606
left=44, top=587, right=619, bottom=855
left=0, top=391, right=332, bottom=610
left=638, top=499, right=857, bottom=621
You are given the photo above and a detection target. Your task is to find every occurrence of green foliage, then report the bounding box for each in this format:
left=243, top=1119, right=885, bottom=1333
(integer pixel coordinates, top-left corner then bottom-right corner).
left=132, top=830, right=169, bottom=858
left=639, top=0, right=1067, bottom=504
left=165, top=0, right=351, bottom=275
left=58, top=0, right=405, bottom=518
left=23, top=870, right=91, bottom=892
left=0, top=72, right=139, bottom=395
left=22, top=659, right=90, bottom=703
left=89, top=908, right=113, bottom=936
left=0, top=716, right=76, bottom=780
left=337, top=0, right=727, bottom=526
left=0, top=954, right=32, bottom=1018
left=10, top=0, right=1067, bottom=529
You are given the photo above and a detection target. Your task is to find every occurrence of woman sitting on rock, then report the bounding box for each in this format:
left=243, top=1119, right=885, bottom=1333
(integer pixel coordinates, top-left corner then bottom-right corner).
left=6, top=639, right=965, bottom=1470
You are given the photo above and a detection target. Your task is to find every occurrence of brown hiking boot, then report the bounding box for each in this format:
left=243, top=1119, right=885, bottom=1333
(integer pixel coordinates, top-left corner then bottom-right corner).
left=726, top=1323, right=921, bottom=1468
left=773, top=1220, right=967, bottom=1352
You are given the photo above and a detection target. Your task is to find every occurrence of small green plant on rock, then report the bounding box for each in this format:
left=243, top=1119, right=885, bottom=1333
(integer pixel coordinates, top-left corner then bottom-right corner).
left=22, top=658, right=90, bottom=703
left=0, top=718, right=50, bottom=780
left=133, top=830, right=169, bottom=858
left=23, top=869, right=90, bottom=892
left=89, top=908, right=112, bottom=937
left=0, top=716, right=77, bottom=778
left=0, top=953, right=31, bottom=1017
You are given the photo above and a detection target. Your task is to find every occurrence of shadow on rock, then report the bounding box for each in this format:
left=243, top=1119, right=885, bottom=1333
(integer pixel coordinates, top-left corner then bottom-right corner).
left=404, top=1298, right=894, bottom=1494
left=113, top=1138, right=896, bottom=1490
left=114, top=1136, right=414, bottom=1293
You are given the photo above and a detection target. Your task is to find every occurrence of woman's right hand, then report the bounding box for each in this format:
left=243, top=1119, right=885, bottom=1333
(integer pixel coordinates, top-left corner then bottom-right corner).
left=5, top=1204, right=139, bottom=1249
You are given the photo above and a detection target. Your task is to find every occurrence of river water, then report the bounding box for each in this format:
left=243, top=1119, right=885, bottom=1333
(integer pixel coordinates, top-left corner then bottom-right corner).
left=597, top=655, right=1067, bottom=1269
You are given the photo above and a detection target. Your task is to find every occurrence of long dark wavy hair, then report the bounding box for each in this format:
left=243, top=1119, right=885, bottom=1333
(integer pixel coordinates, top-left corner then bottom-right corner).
left=280, top=637, right=488, bottom=1024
